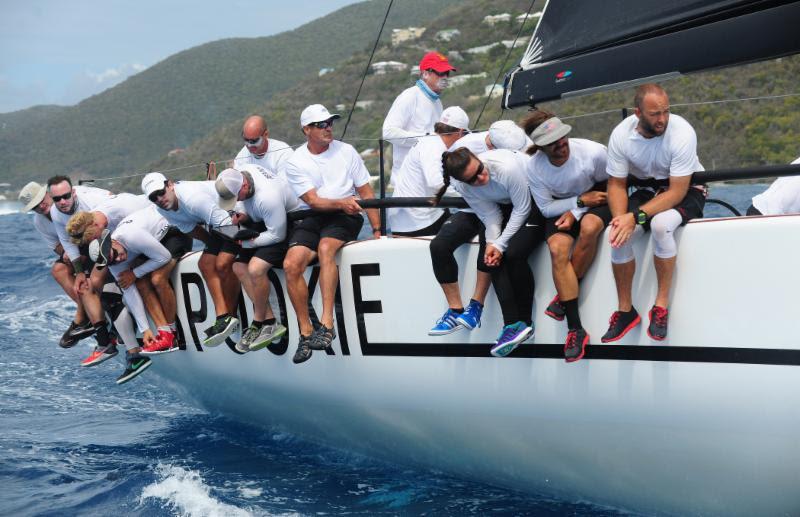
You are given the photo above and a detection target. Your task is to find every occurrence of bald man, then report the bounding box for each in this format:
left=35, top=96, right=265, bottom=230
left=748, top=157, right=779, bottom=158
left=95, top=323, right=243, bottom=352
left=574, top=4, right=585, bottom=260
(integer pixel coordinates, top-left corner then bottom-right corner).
left=233, top=115, right=294, bottom=177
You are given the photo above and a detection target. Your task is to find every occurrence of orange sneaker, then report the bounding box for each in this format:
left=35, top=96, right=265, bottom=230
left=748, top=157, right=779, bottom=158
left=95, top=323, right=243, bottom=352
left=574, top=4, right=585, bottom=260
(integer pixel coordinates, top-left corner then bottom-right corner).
left=80, top=341, right=119, bottom=367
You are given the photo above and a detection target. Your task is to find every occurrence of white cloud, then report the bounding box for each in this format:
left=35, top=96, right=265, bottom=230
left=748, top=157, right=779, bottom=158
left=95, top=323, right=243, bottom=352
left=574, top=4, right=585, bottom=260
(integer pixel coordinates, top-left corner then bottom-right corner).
left=87, top=63, right=146, bottom=84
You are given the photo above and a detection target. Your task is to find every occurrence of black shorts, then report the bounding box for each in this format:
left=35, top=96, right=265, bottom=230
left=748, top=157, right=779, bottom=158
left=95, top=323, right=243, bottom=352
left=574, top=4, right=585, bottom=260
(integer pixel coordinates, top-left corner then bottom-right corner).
left=544, top=204, right=613, bottom=240
left=591, top=187, right=705, bottom=230
left=204, top=232, right=240, bottom=256
left=289, top=213, right=363, bottom=250
left=235, top=241, right=289, bottom=268
left=392, top=210, right=450, bottom=237
left=160, top=227, right=193, bottom=259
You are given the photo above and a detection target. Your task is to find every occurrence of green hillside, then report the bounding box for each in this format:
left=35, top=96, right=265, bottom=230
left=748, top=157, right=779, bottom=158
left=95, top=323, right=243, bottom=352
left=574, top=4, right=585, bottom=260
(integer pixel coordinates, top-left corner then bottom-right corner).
left=0, top=0, right=460, bottom=187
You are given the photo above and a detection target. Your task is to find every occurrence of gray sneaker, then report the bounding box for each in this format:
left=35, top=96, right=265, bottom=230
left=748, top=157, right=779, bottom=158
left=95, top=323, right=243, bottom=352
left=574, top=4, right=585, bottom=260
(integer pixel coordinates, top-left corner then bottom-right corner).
left=248, top=322, right=287, bottom=351
left=235, top=324, right=259, bottom=353
left=309, top=324, right=336, bottom=351
left=292, top=335, right=313, bottom=364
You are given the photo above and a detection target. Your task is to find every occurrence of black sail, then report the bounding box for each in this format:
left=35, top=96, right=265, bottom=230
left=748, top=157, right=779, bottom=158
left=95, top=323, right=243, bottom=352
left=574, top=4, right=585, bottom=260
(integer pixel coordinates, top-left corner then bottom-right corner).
left=503, top=0, right=800, bottom=108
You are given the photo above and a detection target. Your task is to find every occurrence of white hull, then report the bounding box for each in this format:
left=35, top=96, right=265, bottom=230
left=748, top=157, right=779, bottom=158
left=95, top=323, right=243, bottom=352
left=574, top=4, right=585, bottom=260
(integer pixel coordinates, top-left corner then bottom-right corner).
left=153, top=214, right=800, bottom=515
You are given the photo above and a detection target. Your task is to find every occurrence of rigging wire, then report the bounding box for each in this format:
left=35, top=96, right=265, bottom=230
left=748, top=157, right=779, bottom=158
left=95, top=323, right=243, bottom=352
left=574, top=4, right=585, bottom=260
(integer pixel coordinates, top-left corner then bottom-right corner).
left=473, top=0, right=537, bottom=129
left=340, top=0, right=394, bottom=139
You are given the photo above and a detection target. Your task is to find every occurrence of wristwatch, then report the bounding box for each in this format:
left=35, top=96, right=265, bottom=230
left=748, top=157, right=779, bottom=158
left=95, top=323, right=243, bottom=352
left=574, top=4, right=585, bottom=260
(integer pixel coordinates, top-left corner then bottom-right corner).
left=576, top=196, right=585, bottom=209
left=636, top=209, right=648, bottom=225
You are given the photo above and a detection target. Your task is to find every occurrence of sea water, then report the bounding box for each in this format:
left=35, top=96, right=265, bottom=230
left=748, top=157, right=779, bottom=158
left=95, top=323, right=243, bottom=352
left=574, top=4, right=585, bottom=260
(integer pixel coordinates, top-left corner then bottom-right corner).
left=0, top=184, right=761, bottom=516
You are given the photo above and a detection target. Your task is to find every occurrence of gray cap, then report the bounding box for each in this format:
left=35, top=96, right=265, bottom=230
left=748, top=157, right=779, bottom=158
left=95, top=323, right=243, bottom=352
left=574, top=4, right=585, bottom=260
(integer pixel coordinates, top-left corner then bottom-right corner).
left=529, top=116, right=572, bottom=146
left=18, top=181, right=46, bottom=213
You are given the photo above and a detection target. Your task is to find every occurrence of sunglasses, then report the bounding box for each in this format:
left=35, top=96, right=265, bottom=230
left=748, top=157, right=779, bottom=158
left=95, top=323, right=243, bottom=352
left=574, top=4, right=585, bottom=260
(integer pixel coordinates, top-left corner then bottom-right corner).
left=426, top=69, right=450, bottom=77
left=464, top=162, right=485, bottom=185
left=51, top=191, right=73, bottom=202
left=243, top=135, right=264, bottom=147
left=148, top=187, right=167, bottom=203
left=310, top=119, right=335, bottom=129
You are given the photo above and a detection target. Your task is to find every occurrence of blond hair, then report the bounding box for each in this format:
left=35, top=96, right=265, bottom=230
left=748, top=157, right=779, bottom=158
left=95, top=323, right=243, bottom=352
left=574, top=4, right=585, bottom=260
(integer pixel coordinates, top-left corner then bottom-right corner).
left=66, top=211, right=95, bottom=244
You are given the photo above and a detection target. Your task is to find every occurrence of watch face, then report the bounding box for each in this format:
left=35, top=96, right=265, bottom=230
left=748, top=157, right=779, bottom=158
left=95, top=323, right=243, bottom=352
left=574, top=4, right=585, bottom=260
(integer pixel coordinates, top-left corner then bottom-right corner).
left=637, top=211, right=647, bottom=224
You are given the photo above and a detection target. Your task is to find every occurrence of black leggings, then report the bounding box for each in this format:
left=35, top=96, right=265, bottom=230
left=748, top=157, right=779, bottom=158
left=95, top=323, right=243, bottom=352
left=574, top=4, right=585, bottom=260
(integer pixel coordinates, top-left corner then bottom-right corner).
left=429, top=211, right=489, bottom=284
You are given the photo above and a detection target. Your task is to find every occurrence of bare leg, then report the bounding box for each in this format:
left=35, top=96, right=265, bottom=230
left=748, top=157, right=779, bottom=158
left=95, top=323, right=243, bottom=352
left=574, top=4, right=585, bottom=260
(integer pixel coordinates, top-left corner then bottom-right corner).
left=440, top=282, right=464, bottom=309
left=216, top=251, right=239, bottom=317
left=150, top=260, right=177, bottom=324
left=612, top=260, right=636, bottom=312
left=572, top=214, right=605, bottom=279
left=247, top=257, right=275, bottom=321
left=548, top=233, right=578, bottom=300
left=233, top=261, right=256, bottom=312
left=52, top=261, right=86, bottom=323
left=317, top=237, right=345, bottom=329
left=471, top=271, right=492, bottom=305
left=284, top=246, right=316, bottom=336
left=136, top=276, right=167, bottom=327
left=199, top=252, right=228, bottom=316
left=653, top=256, right=676, bottom=308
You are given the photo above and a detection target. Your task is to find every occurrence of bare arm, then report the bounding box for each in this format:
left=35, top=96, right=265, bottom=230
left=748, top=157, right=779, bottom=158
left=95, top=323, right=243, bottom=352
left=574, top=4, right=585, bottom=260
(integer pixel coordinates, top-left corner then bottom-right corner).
left=300, top=188, right=362, bottom=215
left=639, top=175, right=691, bottom=217
left=355, top=183, right=381, bottom=238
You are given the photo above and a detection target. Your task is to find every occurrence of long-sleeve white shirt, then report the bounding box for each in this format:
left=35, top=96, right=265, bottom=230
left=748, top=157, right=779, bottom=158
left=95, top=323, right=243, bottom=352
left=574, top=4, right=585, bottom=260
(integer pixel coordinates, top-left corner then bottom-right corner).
left=389, top=135, right=448, bottom=232
left=236, top=164, right=301, bottom=248
left=527, top=138, right=608, bottom=219
left=156, top=181, right=232, bottom=233
left=383, top=84, right=442, bottom=175
left=454, top=149, right=531, bottom=253
left=50, top=185, right=113, bottom=261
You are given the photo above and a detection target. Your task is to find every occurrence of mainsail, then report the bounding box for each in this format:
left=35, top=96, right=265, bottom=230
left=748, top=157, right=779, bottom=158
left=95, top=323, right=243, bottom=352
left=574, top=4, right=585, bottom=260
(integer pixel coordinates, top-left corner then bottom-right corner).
left=503, top=0, right=800, bottom=108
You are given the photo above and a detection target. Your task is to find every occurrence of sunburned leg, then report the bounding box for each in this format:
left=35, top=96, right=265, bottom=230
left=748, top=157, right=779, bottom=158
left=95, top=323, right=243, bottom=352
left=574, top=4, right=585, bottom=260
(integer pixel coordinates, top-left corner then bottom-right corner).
left=248, top=257, right=275, bottom=322
left=199, top=252, right=228, bottom=317
left=653, top=256, right=676, bottom=308
left=317, top=237, right=345, bottom=329
left=136, top=276, right=167, bottom=328
left=150, top=260, right=177, bottom=324
left=284, top=246, right=316, bottom=336
left=471, top=271, right=491, bottom=305
left=572, top=214, right=605, bottom=279
left=611, top=260, right=636, bottom=312
left=548, top=233, right=578, bottom=300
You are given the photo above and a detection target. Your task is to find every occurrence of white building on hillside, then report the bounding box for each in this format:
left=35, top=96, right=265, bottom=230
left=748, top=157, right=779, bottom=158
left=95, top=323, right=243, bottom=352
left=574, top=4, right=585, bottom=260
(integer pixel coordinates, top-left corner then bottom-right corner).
left=436, top=29, right=460, bottom=42
left=483, top=13, right=511, bottom=25
left=371, top=61, right=408, bottom=75
left=516, top=12, right=543, bottom=23
left=391, top=27, right=426, bottom=46
left=448, top=72, right=488, bottom=87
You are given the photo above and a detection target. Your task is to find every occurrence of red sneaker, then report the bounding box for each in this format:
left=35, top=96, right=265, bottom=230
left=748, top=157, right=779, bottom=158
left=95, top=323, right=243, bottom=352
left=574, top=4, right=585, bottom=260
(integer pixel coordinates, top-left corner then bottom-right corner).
left=141, top=330, right=179, bottom=356
left=80, top=341, right=119, bottom=367
left=544, top=294, right=565, bottom=321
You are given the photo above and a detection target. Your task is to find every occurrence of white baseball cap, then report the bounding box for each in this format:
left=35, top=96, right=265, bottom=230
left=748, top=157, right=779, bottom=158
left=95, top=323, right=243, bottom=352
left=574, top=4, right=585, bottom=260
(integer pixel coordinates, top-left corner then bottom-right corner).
left=18, top=181, right=46, bottom=212
left=141, top=172, right=168, bottom=198
left=300, top=104, right=341, bottom=127
left=215, top=168, right=243, bottom=211
left=488, top=120, right=528, bottom=151
left=439, top=106, right=470, bottom=130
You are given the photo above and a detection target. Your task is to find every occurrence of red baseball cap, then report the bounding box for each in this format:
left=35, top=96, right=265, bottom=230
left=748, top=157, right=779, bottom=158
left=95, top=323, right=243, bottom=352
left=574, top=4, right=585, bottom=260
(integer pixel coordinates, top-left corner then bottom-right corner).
left=419, top=51, right=456, bottom=73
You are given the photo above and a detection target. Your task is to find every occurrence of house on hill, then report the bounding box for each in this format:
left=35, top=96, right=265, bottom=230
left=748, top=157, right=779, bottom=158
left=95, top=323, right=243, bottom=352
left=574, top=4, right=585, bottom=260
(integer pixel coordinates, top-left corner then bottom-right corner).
left=371, top=61, right=408, bottom=75
left=516, top=12, right=543, bottom=23
left=483, top=13, right=511, bottom=26
left=391, top=27, right=426, bottom=46
left=436, top=29, right=460, bottom=42
left=449, top=72, right=488, bottom=87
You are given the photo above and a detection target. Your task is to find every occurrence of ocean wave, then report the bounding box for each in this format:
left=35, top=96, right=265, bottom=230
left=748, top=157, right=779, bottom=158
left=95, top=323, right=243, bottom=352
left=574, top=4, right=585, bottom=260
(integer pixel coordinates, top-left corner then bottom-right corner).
left=141, top=464, right=255, bottom=517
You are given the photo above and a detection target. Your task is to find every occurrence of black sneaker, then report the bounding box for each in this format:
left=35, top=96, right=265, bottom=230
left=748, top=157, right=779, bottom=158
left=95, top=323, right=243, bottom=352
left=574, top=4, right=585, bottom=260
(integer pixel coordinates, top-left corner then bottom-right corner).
left=292, top=335, right=313, bottom=364
left=309, top=325, right=336, bottom=351
left=544, top=295, right=566, bottom=321
left=565, top=328, right=589, bottom=363
left=600, top=309, right=641, bottom=343
left=116, top=353, right=152, bottom=385
left=59, top=320, right=95, bottom=348
left=647, top=305, right=669, bottom=341
left=202, top=315, right=239, bottom=348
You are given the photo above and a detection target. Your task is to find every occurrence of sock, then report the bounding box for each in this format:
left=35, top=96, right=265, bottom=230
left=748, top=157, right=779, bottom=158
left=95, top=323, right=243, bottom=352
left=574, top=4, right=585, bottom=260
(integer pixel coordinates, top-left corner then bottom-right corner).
left=157, top=325, right=171, bottom=333
left=217, top=313, right=230, bottom=321
left=252, top=320, right=265, bottom=328
left=168, top=322, right=177, bottom=332
left=265, top=318, right=276, bottom=325
left=468, top=298, right=483, bottom=308
left=93, top=321, right=110, bottom=347
left=450, top=307, right=464, bottom=313
left=562, top=298, right=582, bottom=331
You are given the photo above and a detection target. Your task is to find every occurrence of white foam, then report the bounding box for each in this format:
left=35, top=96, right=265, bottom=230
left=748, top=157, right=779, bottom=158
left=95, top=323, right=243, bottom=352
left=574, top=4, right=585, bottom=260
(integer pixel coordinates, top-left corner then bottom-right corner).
left=141, top=464, right=253, bottom=517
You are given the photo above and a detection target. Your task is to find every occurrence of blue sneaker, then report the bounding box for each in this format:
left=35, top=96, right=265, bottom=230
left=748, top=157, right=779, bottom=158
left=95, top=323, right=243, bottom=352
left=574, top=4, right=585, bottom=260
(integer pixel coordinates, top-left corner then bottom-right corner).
left=429, top=309, right=465, bottom=336
left=456, top=299, right=483, bottom=330
left=490, top=322, right=533, bottom=357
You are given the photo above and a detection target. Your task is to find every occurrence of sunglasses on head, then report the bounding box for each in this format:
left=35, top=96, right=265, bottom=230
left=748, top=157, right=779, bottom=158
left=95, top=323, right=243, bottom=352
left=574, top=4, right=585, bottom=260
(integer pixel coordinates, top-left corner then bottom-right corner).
left=464, top=162, right=484, bottom=185
left=51, top=191, right=72, bottom=202
left=310, top=119, right=335, bottom=129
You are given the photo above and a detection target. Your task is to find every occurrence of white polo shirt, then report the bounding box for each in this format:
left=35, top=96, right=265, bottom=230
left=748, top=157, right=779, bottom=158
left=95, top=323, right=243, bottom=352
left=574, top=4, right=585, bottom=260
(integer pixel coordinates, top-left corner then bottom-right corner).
left=606, top=114, right=703, bottom=181
left=383, top=84, right=442, bottom=174
left=283, top=140, right=371, bottom=209
left=233, top=138, right=294, bottom=177
left=156, top=180, right=232, bottom=233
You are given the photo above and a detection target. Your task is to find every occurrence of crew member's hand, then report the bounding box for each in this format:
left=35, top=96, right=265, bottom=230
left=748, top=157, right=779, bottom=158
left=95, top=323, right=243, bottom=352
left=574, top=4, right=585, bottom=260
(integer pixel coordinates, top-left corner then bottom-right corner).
left=580, top=191, right=608, bottom=207
left=555, top=211, right=576, bottom=230
left=484, top=244, right=503, bottom=267
left=74, top=272, right=89, bottom=296
left=117, top=269, right=136, bottom=289
left=231, top=212, right=248, bottom=225
left=371, top=229, right=381, bottom=240
left=609, top=212, right=636, bottom=248
left=340, top=197, right=362, bottom=215
left=142, top=329, right=155, bottom=346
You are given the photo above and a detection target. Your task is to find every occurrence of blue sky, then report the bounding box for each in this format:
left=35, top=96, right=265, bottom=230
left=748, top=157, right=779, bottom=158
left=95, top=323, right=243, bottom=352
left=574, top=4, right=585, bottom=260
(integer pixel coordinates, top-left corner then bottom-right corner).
left=0, top=0, right=359, bottom=113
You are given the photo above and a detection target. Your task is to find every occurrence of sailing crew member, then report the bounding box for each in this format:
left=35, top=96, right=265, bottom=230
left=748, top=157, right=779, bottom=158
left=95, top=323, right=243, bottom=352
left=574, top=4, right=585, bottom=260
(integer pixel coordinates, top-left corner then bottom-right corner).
left=47, top=175, right=121, bottom=360
left=87, top=205, right=191, bottom=353
left=389, top=106, right=470, bottom=236
left=524, top=112, right=609, bottom=362
left=214, top=164, right=300, bottom=353
left=283, top=104, right=380, bottom=364
left=383, top=51, right=455, bottom=176
left=141, top=172, right=240, bottom=347
left=424, top=119, right=531, bottom=335
left=233, top=115, right=294, bottom=175
left=747, top=156, right=800, bottom=215
left=603, top=83, right=706, bottom=342
left=435, top=148, right=544, bottom=357
left=18, top=182, right=94, bottom=348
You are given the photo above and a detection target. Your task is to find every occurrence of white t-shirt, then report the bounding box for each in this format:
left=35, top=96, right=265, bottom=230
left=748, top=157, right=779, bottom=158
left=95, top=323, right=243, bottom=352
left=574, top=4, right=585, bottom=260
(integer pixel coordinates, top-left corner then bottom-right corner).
left=284, top=140, right=371, bottom=209
left=752, top=157, right=800, bottom=215
left=453, top=149, right=531, bottom=253
left=236, top=164, right=301, bottom=248
left=109, top=205, right=173, bottom=332
left=390, top=135, right=448, bottom=232
left=606, top=114, right=703, bottom=181
left=383, top=84, right=442, bottom=174
left=33, top=213, right=60, bottom=251
left=527, top=138, right=608, bottom=219
left=50, top=185, right=113, bottom=261
left=156, top=181, right=232, bottom=233
left=449, top=131, right=490, bottom=155
left=233, top=138, right=294, bottom=177
left=94, top=193, right=151, bottom=233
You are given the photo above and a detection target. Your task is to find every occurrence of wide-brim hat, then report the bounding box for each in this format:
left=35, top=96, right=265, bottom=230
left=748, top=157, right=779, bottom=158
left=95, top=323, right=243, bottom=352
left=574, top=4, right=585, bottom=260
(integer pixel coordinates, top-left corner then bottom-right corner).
left=19, top=181, right=46, bottom=212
